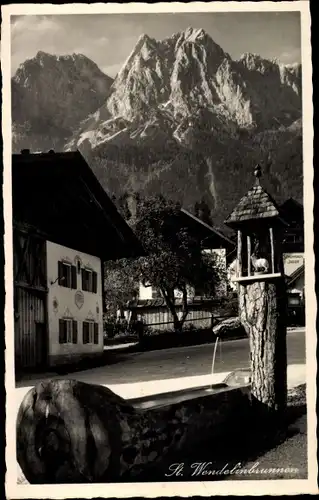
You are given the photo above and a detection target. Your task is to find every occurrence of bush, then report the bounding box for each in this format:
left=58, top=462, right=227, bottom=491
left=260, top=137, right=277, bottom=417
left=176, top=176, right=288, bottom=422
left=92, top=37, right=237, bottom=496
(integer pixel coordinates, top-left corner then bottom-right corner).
left=104, top=317, right=129, bottom=339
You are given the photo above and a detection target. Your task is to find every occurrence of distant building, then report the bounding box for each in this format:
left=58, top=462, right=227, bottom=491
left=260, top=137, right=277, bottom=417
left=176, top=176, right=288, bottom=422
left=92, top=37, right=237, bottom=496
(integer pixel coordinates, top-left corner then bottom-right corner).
left=13, top=150, right=143, bottom=372
left=281, top=198, right=304, bottom=254
left=280, top=198, right=305, bottom=325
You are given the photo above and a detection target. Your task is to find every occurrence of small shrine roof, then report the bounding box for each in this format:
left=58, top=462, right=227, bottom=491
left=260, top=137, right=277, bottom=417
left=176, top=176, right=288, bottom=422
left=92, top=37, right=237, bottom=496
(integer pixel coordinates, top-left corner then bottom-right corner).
left=225, top=164, right=287, bottom=228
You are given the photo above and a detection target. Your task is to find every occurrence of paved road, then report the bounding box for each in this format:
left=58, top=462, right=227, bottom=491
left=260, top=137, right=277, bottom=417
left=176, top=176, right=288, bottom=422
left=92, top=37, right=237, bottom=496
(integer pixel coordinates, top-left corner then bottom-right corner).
left=17, top=328, right=305, bottom=388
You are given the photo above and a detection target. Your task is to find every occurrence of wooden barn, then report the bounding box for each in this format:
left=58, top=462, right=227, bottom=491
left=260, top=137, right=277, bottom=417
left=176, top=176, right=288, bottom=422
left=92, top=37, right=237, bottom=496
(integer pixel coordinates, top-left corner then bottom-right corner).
left=12, top=149, right=143, bottom=373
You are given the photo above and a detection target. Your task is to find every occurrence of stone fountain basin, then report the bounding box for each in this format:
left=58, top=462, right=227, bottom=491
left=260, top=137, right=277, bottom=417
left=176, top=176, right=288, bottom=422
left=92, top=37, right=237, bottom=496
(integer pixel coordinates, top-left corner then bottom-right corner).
left=130, top=369, right=251, bottom=410
left=130, top=383, right=230, bottom=410
left=16, top=370, right=253, bottom=483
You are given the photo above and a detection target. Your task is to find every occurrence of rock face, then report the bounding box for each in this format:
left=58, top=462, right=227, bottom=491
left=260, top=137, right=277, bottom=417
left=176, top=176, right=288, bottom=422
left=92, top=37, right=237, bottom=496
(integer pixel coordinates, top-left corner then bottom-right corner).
left=65, top=29, right=301, bottom=152
left=11, top=28, right=303, bottom=228
left=12, top=51, right=113, bottom=152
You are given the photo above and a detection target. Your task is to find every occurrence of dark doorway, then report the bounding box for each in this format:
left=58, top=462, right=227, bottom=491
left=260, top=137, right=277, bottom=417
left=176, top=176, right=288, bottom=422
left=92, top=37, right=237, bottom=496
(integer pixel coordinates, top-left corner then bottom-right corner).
left=35, top=322, right=48, bottom=370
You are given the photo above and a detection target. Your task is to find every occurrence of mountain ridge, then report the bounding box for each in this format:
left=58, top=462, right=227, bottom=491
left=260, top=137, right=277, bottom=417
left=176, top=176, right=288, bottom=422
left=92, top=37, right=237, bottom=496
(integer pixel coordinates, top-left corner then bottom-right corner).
left=12, top=51, right=114, bottom=152
left=11, top=27, right=303, bottom=230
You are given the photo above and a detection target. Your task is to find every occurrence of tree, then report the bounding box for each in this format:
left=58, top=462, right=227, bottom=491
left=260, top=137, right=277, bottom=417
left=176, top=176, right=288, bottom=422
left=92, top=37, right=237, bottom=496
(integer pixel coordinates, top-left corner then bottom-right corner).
left=103, top=195, right=225, bottom=332
left=194, top=201, right=200, bottom=218
left=239, top=279, right=287, bottom=416
left=104, top=259, right=139, bottom=318
left=198, top=198, right=213, bottom=226
left=132, top=195, right=225, bottom=331
left=117, top=192, right=132, bottom=221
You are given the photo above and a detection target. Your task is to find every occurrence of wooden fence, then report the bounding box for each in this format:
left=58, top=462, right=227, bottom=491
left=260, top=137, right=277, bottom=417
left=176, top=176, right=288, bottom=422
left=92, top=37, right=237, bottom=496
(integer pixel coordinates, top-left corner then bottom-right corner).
left=143, top=308, right=214, bottom=331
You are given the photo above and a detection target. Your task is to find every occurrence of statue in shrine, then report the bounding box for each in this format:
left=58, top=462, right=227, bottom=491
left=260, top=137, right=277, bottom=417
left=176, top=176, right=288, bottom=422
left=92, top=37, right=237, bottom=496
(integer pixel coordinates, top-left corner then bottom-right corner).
left=250, top=239, right=269, bottom=274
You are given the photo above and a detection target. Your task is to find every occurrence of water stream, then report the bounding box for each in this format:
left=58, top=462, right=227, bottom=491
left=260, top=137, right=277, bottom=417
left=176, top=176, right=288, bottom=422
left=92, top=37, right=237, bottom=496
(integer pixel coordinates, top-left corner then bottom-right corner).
left=211, top=335, right=220, bottom=389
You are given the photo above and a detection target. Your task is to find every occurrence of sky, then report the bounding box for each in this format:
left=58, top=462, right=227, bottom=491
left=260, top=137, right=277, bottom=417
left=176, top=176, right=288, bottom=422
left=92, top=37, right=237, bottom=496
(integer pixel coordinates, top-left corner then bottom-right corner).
left=11, top=12, right=301, bottom=77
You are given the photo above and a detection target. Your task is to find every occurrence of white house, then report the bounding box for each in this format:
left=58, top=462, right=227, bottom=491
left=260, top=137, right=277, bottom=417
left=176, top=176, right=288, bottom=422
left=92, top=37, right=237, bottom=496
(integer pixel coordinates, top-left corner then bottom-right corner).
left=46, top=242, right=104, bottom=366
left=283, top=253, right=305, bottom=305
left=13, top=150, right=143, bottom=371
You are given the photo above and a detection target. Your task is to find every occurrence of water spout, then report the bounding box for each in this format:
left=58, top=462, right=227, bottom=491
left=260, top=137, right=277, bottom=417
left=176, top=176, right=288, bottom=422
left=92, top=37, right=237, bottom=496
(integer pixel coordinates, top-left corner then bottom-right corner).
left=211, top=336, right=220, bottom=389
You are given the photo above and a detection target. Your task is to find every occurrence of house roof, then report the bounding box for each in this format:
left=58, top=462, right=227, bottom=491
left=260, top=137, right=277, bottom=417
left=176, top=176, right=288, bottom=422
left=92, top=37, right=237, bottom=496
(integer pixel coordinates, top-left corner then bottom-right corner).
left=179, top=208, right=235, bottom=249
left=287, top=263, right=304, bottom=287
left=280, top=198, right=304, bottom=213
left=280, top=198, right=304, bottom=225
left=225, top=165, right=288, bottom=229
left=12, top=150, right=144, bottom=261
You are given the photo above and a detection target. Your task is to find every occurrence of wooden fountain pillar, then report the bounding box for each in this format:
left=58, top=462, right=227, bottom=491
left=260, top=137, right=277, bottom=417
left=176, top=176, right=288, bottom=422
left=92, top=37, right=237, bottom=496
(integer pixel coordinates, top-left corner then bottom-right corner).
left=225, top=165, right=289, bottom=415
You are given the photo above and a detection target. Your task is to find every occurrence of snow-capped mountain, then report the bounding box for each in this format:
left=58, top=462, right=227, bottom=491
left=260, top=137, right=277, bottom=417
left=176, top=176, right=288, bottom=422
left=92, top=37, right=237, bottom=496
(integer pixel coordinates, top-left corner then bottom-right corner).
left=11, top=28, right=302, bottom=228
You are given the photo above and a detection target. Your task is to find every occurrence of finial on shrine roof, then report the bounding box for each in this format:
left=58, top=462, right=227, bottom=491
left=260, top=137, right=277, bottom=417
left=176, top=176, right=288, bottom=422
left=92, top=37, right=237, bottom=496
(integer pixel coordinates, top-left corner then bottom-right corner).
left=254, top=164, right=262, bottom=185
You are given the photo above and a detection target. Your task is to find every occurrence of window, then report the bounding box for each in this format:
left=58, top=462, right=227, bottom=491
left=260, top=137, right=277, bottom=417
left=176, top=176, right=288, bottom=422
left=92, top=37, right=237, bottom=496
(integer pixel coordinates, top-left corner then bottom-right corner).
left=284, top=233, right=303, bottom=244
left=58, top=261, right=77, bottom=289
left=59, top=318, right=78, bottom=344
left=288, top=296, right=301, bottom=306
left=82, top=269, right=98, bottom=293
left=83, top=321, right=99, bottom=344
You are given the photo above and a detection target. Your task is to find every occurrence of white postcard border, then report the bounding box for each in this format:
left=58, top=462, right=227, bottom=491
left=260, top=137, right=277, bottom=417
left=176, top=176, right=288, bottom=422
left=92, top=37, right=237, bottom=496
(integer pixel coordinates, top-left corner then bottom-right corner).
left=2, top=1, right=316, bottom=497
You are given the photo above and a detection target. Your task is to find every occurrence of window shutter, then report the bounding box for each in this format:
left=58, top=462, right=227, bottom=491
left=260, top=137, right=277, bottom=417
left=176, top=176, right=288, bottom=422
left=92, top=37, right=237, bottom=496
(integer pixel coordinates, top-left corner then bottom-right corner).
left=59, top=319, right=65, bottom=343
left=81, top=269, right=86, bottom=291
left=58, top=261, right=63, bottom=285
left=72, top=320, right=78, bottom=344
left=93, top=272, right=97, bottom=294
left=71, top=265, right=77, bottom=289
left=82, top=322, right=87, bottom=344
left=94, top=323, right=99, bottom=344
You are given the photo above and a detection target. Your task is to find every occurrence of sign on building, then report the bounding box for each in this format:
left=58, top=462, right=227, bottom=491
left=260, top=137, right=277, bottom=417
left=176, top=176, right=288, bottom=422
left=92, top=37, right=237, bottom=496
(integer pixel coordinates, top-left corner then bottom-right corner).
left=283, top=253, right=304, bottom=276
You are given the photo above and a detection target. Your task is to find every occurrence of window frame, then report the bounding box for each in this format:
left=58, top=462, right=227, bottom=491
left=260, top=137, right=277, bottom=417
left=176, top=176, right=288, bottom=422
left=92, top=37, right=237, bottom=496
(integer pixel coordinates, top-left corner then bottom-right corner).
left=82, top=320, right=99, bottom=344
left=59, top=318, right=78, bottom=344
left=82, top=268, right=98, bottom=293
left=58, top=261, right=77, bottom=289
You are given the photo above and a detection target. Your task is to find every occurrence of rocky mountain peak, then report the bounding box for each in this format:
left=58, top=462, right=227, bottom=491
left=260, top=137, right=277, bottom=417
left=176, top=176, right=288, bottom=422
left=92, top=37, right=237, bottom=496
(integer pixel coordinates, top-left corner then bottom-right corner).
left=239, top=52, right=277, bottom=73
left=12, top=51, right=113, bottom=152
left=184, top=26, right=206, bottom=41
left=12, top=30, right=303, bottom=228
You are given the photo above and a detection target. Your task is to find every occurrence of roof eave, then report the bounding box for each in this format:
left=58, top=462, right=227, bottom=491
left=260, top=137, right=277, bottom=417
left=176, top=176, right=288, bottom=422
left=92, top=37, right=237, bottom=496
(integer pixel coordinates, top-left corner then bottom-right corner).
left=181, top=208, right=235, bottom=246
left=224, top=214, right=290, bottom=230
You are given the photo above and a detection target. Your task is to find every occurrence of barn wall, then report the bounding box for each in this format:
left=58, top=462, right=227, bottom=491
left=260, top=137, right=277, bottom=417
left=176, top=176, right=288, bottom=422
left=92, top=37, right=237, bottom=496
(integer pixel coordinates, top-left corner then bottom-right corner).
left=14, top=288, right=45, bottom=369
left=14, top=229, right=48, bottom=371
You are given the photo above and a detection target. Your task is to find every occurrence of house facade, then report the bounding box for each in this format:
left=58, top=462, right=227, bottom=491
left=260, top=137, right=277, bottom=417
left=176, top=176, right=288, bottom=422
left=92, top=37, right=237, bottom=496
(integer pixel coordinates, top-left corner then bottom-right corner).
left=13, top=150, right=143, bottom=371
left=281, top=198, right=305, bottom=324
left=46, top=242, right=104, bottom=366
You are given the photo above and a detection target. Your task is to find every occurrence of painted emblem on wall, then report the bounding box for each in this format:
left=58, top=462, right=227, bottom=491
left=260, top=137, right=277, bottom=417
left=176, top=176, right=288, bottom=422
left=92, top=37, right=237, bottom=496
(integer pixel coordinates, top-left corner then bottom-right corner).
left=87, top=310, right=94, bottom=321
left=53, top=297, right=59, bottom=313
left=63, top=307, right=73, bottom=318
left=75, top=291, right=84, bottom=309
